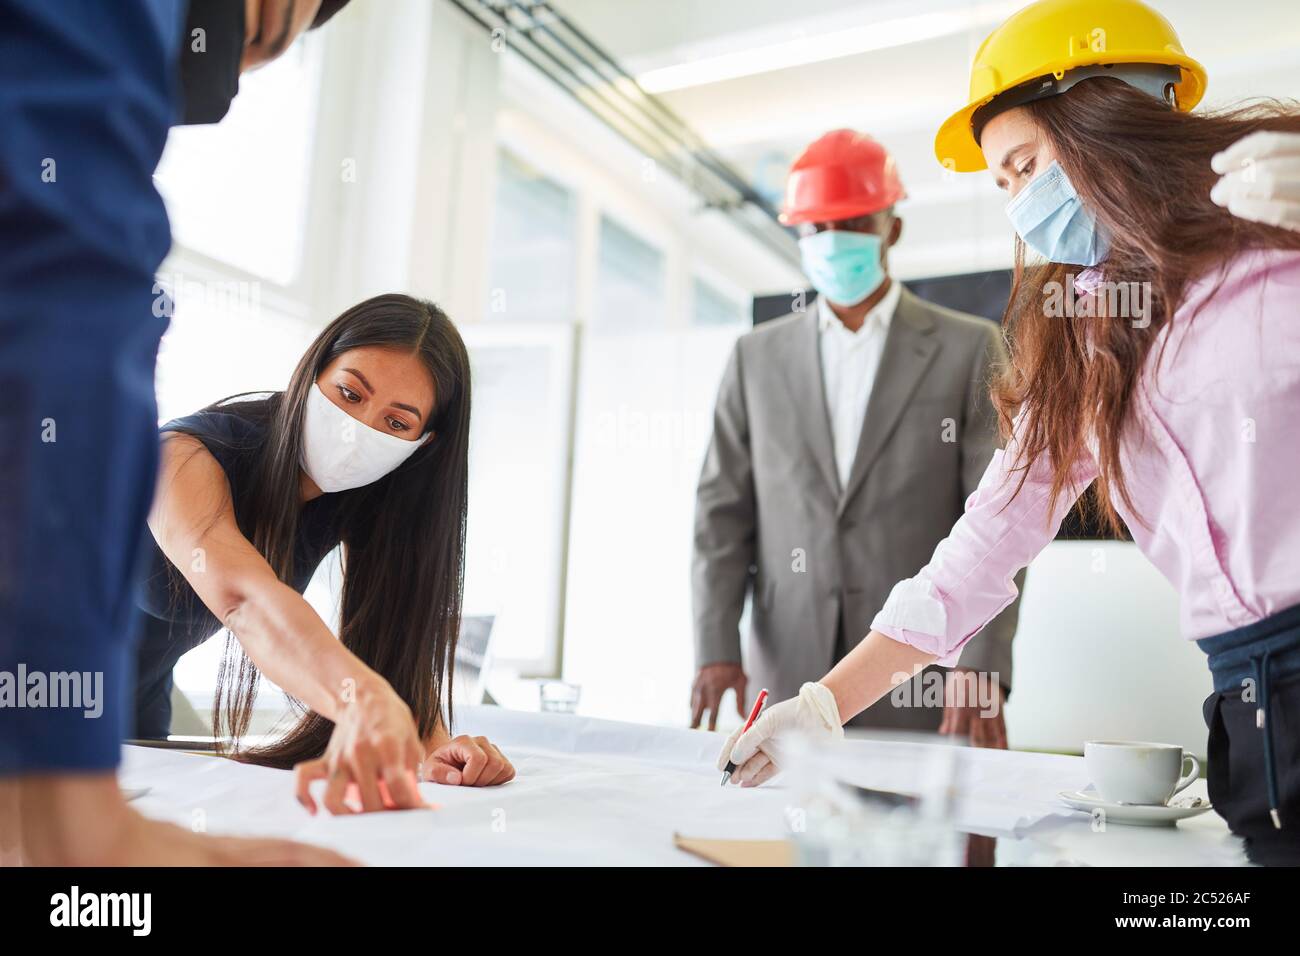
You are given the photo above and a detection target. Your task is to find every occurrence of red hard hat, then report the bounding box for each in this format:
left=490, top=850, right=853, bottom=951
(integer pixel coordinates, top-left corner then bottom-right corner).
left=779, top=129, right=906, bottom=225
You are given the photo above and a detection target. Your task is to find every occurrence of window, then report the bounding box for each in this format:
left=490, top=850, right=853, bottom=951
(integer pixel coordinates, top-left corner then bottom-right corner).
left=154, top=286, right=314, bottom=424
left=692, top=276, right=746, bottom=326
left=562, top=328, right=740, bottom=725
left=485, top=150, right=578, bottom=321
left=154, top=41, right=322, bottom=286
left=595, top=215, right=665, bottom=327
left=460, top=324, right=577, bottom=674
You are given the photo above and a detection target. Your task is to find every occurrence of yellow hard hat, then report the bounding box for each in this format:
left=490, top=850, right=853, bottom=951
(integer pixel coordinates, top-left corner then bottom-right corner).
left=935, top=0, right=1207, bottom=172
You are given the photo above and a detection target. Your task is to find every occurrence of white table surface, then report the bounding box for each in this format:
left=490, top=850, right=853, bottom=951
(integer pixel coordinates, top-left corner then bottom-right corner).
left=119, top=705, right=1247, bottom=866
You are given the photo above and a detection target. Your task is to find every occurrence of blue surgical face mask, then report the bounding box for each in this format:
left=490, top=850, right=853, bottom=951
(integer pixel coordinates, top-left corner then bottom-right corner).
left=798, top=229, right=886, bottom=307
left=1004, top=159, right=1109, bottom=266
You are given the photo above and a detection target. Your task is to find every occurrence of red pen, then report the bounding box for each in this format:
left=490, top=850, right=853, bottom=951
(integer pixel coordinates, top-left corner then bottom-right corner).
left=720, top=688, right=769, bottom=786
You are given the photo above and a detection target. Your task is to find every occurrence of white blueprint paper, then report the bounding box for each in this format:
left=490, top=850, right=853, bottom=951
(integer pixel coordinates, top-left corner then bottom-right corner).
left=120, top=706, right=1092, bottom=865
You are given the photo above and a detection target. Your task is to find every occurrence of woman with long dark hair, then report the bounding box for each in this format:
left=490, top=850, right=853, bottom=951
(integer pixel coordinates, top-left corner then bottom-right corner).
left=719, top=0, right=1300, bottom=862
left=134, top=293, right=513, bottom=813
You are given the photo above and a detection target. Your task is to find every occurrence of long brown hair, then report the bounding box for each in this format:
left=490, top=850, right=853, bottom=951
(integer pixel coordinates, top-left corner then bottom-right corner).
left=994, top=78, right=1300, bottom=533
left=174, top=294, right=471, bottom=768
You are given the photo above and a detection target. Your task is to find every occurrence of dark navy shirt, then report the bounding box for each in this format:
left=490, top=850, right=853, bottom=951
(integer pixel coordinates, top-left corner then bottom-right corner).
left=0, top=0, right=186, bottom=773
left=131, top=405, right=342, bottom=737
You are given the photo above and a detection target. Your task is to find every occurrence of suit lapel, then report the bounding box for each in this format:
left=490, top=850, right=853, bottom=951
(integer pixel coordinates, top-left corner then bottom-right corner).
left=838, top=288, right=940, bottom=516
left=777, top=311, right=841, bottom=499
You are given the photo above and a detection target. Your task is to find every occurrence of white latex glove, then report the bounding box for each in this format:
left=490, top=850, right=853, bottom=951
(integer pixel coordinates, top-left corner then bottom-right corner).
left=716, top=682, right=844, bottom=787
left=1210, top=130, right=1300, bottom=232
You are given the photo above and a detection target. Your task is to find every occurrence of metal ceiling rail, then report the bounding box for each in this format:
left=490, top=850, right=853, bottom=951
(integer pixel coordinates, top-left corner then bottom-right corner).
left=445, top=0, right=800, bottom=266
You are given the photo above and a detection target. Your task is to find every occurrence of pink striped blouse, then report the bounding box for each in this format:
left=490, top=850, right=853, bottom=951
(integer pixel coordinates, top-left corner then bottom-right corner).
left=872, top=249, right=1300, bottom=664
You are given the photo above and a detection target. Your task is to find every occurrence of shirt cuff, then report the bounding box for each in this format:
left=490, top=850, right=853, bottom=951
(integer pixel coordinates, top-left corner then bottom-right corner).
left=870, top=577, right=965, bottom=667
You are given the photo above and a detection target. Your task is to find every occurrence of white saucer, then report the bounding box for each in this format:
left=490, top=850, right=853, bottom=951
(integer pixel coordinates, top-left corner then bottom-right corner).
left=1058, top=789, right=1213, bottom=827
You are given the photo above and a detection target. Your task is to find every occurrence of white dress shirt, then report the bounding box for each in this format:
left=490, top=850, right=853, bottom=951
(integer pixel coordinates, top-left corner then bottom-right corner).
left=817, top=279, right=901, bottom=490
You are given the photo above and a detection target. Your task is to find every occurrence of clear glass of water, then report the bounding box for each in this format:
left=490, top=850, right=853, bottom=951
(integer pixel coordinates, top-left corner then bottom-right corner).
left=539, top=680, right=581, bottom=714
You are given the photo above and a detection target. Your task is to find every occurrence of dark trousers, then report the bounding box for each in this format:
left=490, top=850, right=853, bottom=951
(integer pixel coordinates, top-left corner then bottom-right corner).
left=1203, top=672, right=1300, bottom=865
left=1199, top=603, right=1300, bottom=865
left=132, top=614, right=217, bottom=739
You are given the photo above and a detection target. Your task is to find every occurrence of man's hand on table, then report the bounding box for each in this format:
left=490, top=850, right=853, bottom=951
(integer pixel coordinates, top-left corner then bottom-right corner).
left=421, top=734, right=516, bottom=787
left=939, top=667, right=1007, bottom=749
left=690, top=662, right=748, bottom=731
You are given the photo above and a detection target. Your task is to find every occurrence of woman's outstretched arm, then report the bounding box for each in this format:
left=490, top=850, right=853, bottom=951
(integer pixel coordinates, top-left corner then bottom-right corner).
left=149, top=433, right=425, bottom=813
left=722, top=415, right=1097, bottom=786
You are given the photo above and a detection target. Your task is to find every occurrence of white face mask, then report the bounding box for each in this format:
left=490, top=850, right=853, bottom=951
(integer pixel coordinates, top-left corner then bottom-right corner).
left=300, top=382, right=428, bottom=493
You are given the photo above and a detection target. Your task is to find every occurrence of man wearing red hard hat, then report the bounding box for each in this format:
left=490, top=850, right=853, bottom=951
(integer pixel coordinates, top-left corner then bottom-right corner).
left=691, top=130, right=1022, bottom=742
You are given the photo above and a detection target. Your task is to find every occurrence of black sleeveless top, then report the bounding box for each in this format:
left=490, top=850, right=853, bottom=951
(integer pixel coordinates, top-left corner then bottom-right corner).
left=131, top=405, right=342, bottom=738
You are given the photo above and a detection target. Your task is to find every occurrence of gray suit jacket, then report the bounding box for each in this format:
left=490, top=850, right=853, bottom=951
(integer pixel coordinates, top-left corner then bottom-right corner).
left=692, top=287, right=1021, bottom=725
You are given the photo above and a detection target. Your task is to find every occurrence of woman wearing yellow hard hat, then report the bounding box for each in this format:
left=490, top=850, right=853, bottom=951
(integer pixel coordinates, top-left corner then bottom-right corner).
left=719, top=0, right=1300, bottom=863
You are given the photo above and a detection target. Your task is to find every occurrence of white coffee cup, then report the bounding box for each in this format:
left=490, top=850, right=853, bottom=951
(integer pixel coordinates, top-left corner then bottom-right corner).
left=1084, top=740, right=1201, bottom=806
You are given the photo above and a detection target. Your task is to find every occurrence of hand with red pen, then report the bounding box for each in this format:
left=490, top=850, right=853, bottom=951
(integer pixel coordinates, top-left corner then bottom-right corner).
left=718, top=689, right=768, bottom=786
left=717, top=683, right=844, bottom=787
